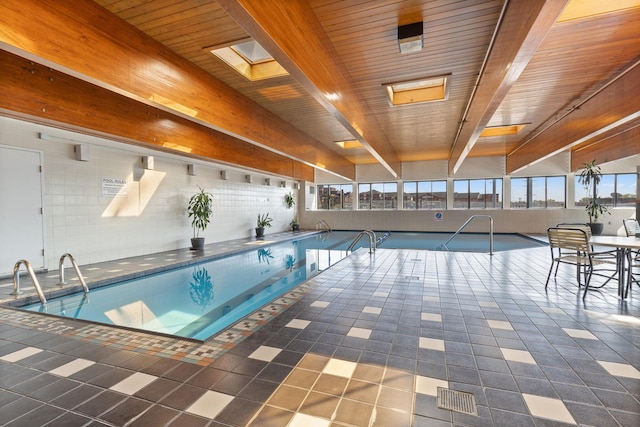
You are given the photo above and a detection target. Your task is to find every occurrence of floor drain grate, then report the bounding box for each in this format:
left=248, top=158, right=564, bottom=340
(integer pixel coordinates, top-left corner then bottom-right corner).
left=404, top=276, right=420, bottom=280
left=437, top=387, right=478, bottom=416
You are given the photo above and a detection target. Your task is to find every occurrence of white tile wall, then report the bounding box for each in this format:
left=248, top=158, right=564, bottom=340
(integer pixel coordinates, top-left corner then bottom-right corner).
left=0, top=117, right=298, bottom=267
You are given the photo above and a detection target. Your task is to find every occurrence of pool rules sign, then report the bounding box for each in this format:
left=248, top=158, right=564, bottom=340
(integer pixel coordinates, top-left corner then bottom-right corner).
left=101, top=177, right=128, bottom=198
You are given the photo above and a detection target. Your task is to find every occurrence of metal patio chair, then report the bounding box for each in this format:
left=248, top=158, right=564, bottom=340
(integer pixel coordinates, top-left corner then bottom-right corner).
left=545, top=227, right=617, bottom=299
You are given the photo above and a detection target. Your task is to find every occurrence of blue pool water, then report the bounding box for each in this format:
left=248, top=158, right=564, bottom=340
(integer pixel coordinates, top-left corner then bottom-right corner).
left=21, top=231, right=544, bottom=340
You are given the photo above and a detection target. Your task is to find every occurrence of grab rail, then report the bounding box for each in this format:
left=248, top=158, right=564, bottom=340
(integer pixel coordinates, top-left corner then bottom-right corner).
left=347, top=230, right=377, bottom=253
left=57, top=253, right=89, bottom=293
left=440, top=215, right=494, bottom=255
left=316, top=220, right=332, bottom=232
left=11, top=260, right=47, bottom=304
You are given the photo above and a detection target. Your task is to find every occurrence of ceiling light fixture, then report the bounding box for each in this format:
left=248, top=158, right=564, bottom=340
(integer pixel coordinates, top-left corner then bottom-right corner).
left=398, top=22, right=423, bottom=54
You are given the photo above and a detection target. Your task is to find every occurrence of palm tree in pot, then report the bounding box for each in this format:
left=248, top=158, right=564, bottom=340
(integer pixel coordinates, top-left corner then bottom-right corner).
left=577, top=160, right=610, bottom=235
left=187, top=186, right=213, bottom=249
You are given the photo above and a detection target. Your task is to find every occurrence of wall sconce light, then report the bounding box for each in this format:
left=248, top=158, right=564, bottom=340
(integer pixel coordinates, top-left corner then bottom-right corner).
left=220, top=170, right=228, bottom=180
left=293, top=181, right=300, bottom=190
left=264, top=178, right=271, bottom=186
left=280, top=181, right=287, bottom=188
left=74, top=144, right=89, bottom=161
left=187, top=164, right=197, bottom=176
left=142, top=156, right=154, bottom=170
left=398, top=22, right=423, bottom=54
left=245, top=174, right=252, bottom=183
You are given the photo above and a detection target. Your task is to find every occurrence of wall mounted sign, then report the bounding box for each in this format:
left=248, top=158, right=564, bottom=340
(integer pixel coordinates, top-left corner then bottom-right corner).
left=101, top=177, right=128, bottom=197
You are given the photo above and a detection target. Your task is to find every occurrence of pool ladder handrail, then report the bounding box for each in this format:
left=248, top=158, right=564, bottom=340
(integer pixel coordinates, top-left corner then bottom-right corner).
left=11, top=260, right=47, bottom=304
left=347, top=230, right=377, bottom=253
left=316, top=220, right=332, bottom=232
left=58, top=253, right=89, bottom=293
left=440, top=215, right=494, bottom=255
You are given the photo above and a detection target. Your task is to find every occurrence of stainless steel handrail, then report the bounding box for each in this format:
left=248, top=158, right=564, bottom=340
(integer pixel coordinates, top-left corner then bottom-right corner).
left=11, top=259, right=47, bottom=304
left=316, top=220, right=332, bottom=232
left=440, top=215, right=494, bottom=255
left=57, top=253, right=89, bottom=293
left=347, top=230, right=377, bottom=253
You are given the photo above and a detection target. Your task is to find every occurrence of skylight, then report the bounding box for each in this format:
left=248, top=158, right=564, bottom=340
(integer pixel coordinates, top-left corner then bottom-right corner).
left=480, top=124, right=527, bottom=137
left=210, top=40, right=288, bottom=81
left=384, top=75, right=450, bottom=106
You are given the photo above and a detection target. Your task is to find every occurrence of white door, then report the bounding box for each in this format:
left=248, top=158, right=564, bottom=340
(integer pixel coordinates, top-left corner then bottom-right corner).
left=0, top=146, right=45, bottom=276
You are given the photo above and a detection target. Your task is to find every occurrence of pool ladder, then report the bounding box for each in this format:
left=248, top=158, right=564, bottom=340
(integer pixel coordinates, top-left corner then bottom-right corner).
left=11, top=260, right=47, bottom=304
left=347, top=230, right=377, bottom=254
left=11, top=253, right=89, bottom=305
left=439, top=215, right=494, bottom=255
left=316, top=220, right=332, bottom=232
left=57, top=253, right=90, bottom=293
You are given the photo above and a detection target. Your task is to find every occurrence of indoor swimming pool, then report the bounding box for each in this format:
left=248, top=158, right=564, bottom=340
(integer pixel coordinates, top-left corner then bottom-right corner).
left=19, top=231, right=545, bottom=340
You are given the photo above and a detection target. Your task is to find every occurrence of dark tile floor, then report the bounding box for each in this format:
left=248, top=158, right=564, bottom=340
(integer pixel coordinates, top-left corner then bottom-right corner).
left=1, top=233, right=639, bottom=426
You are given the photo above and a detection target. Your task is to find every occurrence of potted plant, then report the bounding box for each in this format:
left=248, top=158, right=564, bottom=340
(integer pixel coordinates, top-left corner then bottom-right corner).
left=285, top=192, right=295, bottom=209
left=577, top=160, right=610, bottom=235
left=256, top=213, right=273, bottom=238
left=290, top=217, right=299, bottom=231
left=187, top=186, right=213, bottom=249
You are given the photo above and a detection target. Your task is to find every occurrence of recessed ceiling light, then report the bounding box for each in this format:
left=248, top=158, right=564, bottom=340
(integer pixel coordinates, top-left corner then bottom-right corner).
left=210, top=39, right=288, bottom=81
left=384, top=75, right=450, bottom=106
left=480, top=124, right=528, bottom=137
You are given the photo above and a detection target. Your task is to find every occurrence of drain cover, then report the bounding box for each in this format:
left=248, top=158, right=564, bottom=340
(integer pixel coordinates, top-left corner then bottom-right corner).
left=404, top=276, right=420, bottom=280
left=436, top=387, right=478, bottom=416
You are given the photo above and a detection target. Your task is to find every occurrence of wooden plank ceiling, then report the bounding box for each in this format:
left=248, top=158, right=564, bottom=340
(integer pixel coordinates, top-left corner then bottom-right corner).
left=2, top=0, right=639, bottom=178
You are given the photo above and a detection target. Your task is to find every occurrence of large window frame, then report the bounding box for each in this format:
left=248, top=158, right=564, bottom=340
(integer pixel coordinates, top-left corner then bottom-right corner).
left=453, top=178, right=502, bottom=209
left=316, top=184, right=353, bottom=210
left=358, top=182, right=398, bottom=210
left=403, top=180, right=447, bottom=209
left=511, top=176, right=566, bottom=209
left=575, top=173, right=637, bottom=208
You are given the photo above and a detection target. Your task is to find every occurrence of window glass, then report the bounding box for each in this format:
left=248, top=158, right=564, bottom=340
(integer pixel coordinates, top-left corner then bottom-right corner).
left=453, top=180, right=468, bottom=209
left=531, top=177, right=546, bottom=208
left=575, top=173, right=637, bottom=208
left=358, top=183, right=371, bottom=210
left=546, top=176, right=565, bottom=208
left=511, top=178, right=527, bottom=208
left=383, top=182, right=398, bottom=209
left=615, top=174, right=636, bottom=206
left=403, top=182, right=417, bottom=209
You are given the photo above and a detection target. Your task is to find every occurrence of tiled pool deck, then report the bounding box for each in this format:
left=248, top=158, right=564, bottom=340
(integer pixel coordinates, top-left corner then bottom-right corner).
left=0, top=232, right=639, bottom=426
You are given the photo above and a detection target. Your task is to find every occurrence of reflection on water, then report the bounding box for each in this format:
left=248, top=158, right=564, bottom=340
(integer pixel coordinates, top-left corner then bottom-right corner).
left=189, top=266, right=214, bottom=311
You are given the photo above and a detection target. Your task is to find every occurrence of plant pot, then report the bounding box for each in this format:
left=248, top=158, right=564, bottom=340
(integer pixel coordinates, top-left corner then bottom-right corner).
left=291, top=224, right=300, bottom=232
left=588, top=223, right=604, bottom=236
left=255, top=227, right=265, bottom=238
left=191, top=237, right=205, bottom=250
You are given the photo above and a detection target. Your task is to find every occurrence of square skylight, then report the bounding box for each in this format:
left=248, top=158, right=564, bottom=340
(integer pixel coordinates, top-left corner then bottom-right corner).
left=210, top=40, right=288, bottom=81
left=385, top=75, right=450, bottom=106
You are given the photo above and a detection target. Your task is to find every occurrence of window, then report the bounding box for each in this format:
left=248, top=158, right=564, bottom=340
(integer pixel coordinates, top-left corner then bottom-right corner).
left=510, top=176, right=566, bottom=208
left=316, top=184, right=353, bottom=210
left=403, top=180, right=447, bottom=209
left=453, top=178, right=502, bottom=209
left=575, top=173, right=637, bottom=208
left=358, top=182, right=398, bottom=209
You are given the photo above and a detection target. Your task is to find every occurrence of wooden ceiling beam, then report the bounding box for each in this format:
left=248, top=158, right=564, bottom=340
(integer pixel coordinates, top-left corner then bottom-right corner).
left=571, top=124, right=640, bottom=170
left=507, top=61, right=640, bottom=174
left=0, top=0, right=354, bottom=180
left=448, top=0, right=569, bottom=175
left=0, top=50, right=315, bottom=181
left=216, top=0, right=402, bottom=178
